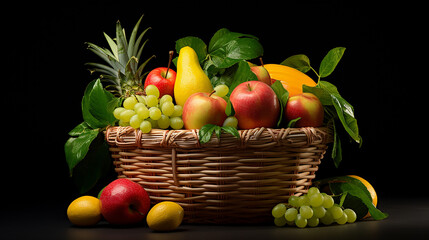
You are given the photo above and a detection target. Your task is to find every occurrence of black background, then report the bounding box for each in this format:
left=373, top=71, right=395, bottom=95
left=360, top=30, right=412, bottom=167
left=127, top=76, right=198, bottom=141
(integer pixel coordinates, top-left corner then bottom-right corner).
left=3, top=0, right=425, bottom=210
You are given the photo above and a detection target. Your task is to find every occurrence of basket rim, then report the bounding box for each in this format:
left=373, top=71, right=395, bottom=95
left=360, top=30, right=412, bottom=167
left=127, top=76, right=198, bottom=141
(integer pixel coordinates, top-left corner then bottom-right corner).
left=105, top=126, right=333, bottom=149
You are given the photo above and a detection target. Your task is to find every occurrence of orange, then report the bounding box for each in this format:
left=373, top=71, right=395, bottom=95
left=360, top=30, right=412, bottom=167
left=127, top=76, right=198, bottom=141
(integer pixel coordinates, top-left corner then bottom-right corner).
left=348, top=175, right=378, bottom=218
left=264, top=64, right=317, bottom=96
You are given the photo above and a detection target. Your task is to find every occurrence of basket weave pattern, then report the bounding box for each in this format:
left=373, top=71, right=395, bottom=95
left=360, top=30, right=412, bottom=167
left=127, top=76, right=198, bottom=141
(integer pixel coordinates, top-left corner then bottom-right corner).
left=105, top=126, right=332, bottom=224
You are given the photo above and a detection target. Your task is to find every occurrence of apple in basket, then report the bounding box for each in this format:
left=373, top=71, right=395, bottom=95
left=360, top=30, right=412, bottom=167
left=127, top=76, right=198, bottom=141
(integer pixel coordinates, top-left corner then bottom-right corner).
left=230, top=81, right=280, bottom=129
left=182, top=91, right=228, bottom=129
left=100, top=179, right=151, bottom=225
left=284, top=93, right=324, bottom=127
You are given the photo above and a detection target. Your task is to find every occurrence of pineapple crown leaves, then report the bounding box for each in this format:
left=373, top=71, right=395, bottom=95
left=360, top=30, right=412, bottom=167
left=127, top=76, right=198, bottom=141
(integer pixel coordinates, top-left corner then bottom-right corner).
left=85, top=15, right=155, bottom=97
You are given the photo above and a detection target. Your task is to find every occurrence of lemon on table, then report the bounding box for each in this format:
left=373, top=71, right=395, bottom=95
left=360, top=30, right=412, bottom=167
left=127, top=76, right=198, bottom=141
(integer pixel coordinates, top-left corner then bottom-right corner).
left=67, top=196, right=101, bottom=226
left=146, top=201, right=184, bottom=231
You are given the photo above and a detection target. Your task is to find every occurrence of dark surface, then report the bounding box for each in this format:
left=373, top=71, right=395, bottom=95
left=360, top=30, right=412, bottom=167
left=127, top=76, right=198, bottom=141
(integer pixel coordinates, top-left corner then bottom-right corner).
left=1, top=198, right=428, bottom=240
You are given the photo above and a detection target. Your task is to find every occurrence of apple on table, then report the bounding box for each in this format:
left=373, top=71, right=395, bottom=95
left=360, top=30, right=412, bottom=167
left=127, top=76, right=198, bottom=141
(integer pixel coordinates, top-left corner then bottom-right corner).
left=99, top=179, right=151, bottom=225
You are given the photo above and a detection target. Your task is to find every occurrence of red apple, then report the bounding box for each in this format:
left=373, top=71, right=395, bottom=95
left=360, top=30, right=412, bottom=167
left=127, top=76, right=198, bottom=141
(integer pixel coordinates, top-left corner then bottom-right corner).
left=144, top=67, right=177, bottom=97
left=100, top=179, right=151, bottom=225
left=250, top=66, right=272, bottom=85
left=285, top=93, right=324, bottom=127
left=230, top=81, right=280, bottom=129
left=182, top=91, right=227, bottom=129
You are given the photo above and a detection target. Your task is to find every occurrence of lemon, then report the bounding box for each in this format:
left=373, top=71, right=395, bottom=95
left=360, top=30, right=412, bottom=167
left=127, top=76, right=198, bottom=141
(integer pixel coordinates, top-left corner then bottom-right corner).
left=347, top=175, right=378, bottom=218
left=67, top=196, right=101, bottom=226
left=146, top=201, right=184, bottom=231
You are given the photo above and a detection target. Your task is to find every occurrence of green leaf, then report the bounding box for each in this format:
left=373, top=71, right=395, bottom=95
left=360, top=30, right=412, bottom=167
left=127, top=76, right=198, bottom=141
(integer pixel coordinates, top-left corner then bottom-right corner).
left=331, top=119, right=343, bottom=167
left=286, top=117, right=301, bottom=128
left=88, top=79, right=117, bottom=126
left=227, top=60, right=258, bottom=95
left=71, top=133, right=112, bottom=193
left=82, top=80, right=104, bottom=128
left=116, top=20, right=128, bottom=68
left=303, top=80, right=361, bottom=145
left=207, top=28, right=263, bottom=69
left=199, top=124, right=219, bottom=144
left=65, top=128, right=100, bottom=175
left=319, top=47, right=346, bottom=78
left=175, top=36, right=207, bottom=64
left=198, top=124, right=240, bottom=144
left=68, top=122, right=92, bottom=137
left=221, top=126, right=240, bottom=139
left=327, top=176, right=388, bottom=220
left=225, top=98, right=235, bottom=117
left=270, top=80, right=289, bottom=127
left=280, top=54, right=311, bottom=73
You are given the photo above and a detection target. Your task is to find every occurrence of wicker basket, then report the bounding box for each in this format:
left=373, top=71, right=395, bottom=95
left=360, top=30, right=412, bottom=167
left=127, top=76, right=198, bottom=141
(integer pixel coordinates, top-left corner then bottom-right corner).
left=105, top=126, right=332, bottom=224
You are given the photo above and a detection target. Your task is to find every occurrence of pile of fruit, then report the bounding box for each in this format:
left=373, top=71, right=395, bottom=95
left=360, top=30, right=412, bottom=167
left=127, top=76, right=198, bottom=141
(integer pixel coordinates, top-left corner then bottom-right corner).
left=67, top=179, right=184, bottom=231
left=65, top=16, right=387, bottom=230
left=272, top=187, right=357, bottom=228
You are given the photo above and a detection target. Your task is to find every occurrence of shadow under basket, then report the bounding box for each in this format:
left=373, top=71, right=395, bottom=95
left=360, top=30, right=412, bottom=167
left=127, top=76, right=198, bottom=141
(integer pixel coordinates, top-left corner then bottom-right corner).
left=105, top=126, right=333, bottom=224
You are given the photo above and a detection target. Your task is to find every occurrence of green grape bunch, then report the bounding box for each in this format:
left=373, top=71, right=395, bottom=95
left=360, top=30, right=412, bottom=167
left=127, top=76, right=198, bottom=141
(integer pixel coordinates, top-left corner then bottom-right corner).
left=272, top=187, right=357, bottom=228
left=113, top=85, right=184, bottom=132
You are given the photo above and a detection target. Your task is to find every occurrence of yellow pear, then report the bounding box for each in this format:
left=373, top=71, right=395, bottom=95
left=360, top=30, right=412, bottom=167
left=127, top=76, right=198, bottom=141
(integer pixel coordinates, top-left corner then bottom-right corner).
left=174, top=46, right=213, bottom=106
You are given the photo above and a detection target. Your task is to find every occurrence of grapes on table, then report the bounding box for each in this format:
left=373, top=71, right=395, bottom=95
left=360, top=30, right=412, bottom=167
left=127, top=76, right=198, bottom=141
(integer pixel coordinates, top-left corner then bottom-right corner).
left=271, top=187, right=357, bottom=228
left=112, top=85, right=184, bottom=132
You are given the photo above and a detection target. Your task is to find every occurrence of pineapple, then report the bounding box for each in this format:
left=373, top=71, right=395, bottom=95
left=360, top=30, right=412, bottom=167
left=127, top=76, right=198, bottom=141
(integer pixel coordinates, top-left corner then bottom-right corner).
left=85, top=15, right=155, bottom=97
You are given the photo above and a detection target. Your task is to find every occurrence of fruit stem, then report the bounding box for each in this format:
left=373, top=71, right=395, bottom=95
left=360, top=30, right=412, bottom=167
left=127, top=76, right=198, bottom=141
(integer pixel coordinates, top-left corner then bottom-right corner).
left=209, top=90, right=216, bottom=97
left=165, top=50, right=174, bottom=78
left=259, top=57, right=264, bottom=67
left=246, top=82, right=252, bottom=91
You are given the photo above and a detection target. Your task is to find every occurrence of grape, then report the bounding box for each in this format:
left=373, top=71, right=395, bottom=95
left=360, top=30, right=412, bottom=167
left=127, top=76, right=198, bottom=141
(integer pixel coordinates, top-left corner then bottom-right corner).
left=299, top=206, right=313, bottom=219
left=149, top=107, right=162, bottom=120
left=307, top=216, right=319, bottom=227
left=145, top=85, right=160, bottom=98
left=344, top=209, right=357, bottom=223
left=136, top=95, right=146, bottom=104
left=119, top=109, right=136, bottom=122
left=274, top=217, right=287, bottom=227
left=320, top=211, right=334, bottom=225
left=288, top=196, right=300, bottom=208
left=170, top=117, right=184, bottom=130
left=309, top=193, right=324, bottom=207
left=146, top=95, right=158, bottom=107
left=134, top=102, right=146, bottom=111
left=328, top=205, right=344, bottom=220
left=129, top=114, right=142, bottom=129
left=171, top=105, right=183, bottom=117
left=322, top=195, right=335, bottom=209
left=272, top=203, right=286, bottom=218
left=139, top=120, right=152, bottom=133
left=123, top=96, right=138, bottom=109
left=136, top=106, right=149, bottom=119
left=147, top=118, right=158, bottom=129
left=335, top=212, right=348, bottom=225
left=307, top=187, right=320, bottom=196
left=312, top=206, right=326, bottom=218
left=285, top=207, right=298, bottom=222
left=298, top=195, right=310, bottom=206
left=157, top=115, right=170, bottom=129
left=222, top=116, right=238, bottom=128
left=295, top=214, right=307, bottom=228
left=113, top=107, right=126, bottom=120
left=159, top=95, right=173, bottom=106
left=213, top=84, right=229, bottom=98
left=118, top=119, right=129, bottom=127
left=161, top=102, right=175, bottom=116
